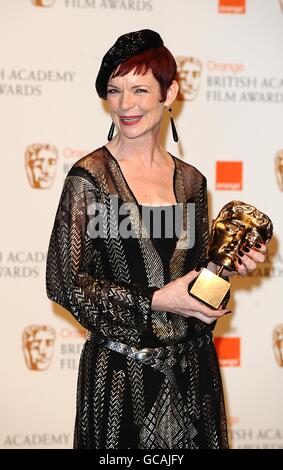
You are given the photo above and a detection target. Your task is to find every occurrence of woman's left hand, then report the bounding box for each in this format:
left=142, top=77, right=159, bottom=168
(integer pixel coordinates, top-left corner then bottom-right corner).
left=234, top=243, right=267, bottom=276
left=208, top=243, right=268, bottom=277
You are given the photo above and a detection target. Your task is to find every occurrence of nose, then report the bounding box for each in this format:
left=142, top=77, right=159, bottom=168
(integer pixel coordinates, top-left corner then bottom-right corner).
left=119, top=90, right=135, bottom=111
left=38, top=341, right=47, bottom=354
left=42, top=159, right=49, bottom=174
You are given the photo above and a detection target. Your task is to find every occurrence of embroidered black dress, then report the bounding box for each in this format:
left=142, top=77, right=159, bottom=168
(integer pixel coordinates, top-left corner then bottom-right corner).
left=46, top=146, right=228, bottom=449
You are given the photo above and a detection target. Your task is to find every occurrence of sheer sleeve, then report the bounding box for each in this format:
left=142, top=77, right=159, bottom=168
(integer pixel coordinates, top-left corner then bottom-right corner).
left=199, top=176, right=209, bottom=266
left=193, top=175, right=210, bottom=267
left=46, top=172, right=159, bottom=331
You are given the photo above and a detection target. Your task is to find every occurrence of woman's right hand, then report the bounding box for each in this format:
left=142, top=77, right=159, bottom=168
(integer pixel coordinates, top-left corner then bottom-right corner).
left=151, top=269, right=231, bottom=325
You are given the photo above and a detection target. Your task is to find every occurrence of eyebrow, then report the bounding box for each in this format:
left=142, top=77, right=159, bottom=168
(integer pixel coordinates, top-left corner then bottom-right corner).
left=107, top=83, right=151, bottom=89
left=132, top=84, right=150, bottom=89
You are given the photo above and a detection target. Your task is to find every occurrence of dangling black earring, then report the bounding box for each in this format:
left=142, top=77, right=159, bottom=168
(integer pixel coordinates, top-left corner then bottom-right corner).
left=168, top=108, right=178, bottom=142
left=107, top=121, right=115, bottom=141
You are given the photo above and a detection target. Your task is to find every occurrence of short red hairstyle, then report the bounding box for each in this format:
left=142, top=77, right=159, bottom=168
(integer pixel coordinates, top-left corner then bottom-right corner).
left=110, top=45, right=177, bottom=102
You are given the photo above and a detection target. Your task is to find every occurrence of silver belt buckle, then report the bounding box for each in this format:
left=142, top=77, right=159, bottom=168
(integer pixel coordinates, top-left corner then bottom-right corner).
left=134, top=347, right=155, bottom=364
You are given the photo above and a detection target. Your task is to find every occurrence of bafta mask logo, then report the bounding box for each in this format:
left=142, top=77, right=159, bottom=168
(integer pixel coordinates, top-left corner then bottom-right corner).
left=176, top=56, right=202, bottom=101
left=209, top=201, right=273, bottom=271
left=25, top=143, right=58, bottom=189
left=23, top=325, right=56, bottom=371
left=218, top=0, right=246, bottom=14
left=31, top=0, right=55, bottom=6
left=275, top=149, right=283, bottom=191
left=273, top=324, right=283, bottom=367
left=190, top=200, right=273, bottom=309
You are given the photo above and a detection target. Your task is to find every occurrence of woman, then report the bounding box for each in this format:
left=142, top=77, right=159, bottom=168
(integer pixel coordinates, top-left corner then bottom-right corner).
left=46, top=29, right=266, bottom=449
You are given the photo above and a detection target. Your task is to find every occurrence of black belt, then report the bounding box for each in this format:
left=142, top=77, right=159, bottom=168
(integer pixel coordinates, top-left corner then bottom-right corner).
left=86, top=330, right=212, bottom=373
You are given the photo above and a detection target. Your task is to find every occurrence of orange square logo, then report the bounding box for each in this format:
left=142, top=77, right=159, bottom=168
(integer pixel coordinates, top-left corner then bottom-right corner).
left=214, top=337, right=241, bottom=367
left=219, top=0, right=246, bottom=14
left=216, top=161, right=243, bottom=190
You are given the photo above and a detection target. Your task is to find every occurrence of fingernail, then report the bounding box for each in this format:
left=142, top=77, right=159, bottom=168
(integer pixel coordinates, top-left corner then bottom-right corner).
left=238, top=258, right=242, bottom=265
left=243, top=247, right=250, bottom=253
left=255, top=243, right=261, bottom=249
left=238, top=250, right=244, bottom=257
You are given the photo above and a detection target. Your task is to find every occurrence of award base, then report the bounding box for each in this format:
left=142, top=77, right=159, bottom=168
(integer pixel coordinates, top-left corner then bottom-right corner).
left=189, top=267, right=231, bottom=309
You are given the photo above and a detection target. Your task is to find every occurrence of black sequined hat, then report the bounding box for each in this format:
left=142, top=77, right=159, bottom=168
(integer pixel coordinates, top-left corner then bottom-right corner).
left=95, top=29, right=164, bottom=100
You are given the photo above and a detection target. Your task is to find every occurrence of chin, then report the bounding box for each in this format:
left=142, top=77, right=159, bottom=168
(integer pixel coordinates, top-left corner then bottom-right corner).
left=121, top=130, right=147, bottom=140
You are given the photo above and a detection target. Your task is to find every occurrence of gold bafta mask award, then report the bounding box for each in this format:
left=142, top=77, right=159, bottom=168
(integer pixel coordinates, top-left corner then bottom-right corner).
left=189, top=201, right=273, bottom=309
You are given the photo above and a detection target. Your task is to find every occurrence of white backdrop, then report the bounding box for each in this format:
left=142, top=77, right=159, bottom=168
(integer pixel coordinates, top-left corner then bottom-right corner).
left=0, top=0, right=282, bottom=449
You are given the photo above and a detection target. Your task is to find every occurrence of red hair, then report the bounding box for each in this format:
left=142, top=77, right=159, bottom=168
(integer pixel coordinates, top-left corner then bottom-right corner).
left=111, top=46, right=177, bottom=102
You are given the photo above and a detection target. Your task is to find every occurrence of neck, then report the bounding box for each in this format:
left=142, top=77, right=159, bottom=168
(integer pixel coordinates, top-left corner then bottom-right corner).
left=106, top=128, right=167, bottom=169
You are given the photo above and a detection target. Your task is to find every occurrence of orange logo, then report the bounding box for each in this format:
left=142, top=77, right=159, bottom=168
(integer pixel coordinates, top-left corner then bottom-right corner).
left=25, top=143, right=58, bottom=189
left=273, top=324, right=283, bottom=367
left=31, top=0, right=55, bottom=6
left=176, top=56, right=202, bottom=101
left=214, top=337, right=240, bottom=367
left=219, top=0, right=246, bottom=14
left=23, top=325, right=56, bottom=371
left=216, top=161, right=243, bottom=190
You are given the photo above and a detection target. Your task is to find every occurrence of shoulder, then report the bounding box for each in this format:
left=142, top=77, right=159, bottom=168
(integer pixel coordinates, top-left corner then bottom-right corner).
left=71, top=146, right=109, bottom=176
left=173, top=155, right=207, bottom=184
left=65, top=146, right=112, bottom=190
left=58, top=147, right=111, bottom=199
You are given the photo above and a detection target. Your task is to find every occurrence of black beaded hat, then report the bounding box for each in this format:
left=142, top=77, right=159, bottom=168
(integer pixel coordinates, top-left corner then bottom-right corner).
left=95, top=29, right=164, bottom=100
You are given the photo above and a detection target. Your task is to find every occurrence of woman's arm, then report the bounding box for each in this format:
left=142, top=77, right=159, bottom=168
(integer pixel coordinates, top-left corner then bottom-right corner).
left=46, top=173, right=159, bottom=331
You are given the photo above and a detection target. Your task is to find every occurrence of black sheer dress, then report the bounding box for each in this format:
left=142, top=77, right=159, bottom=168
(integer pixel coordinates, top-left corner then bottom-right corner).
left=46, top=146, right=228, bottom=449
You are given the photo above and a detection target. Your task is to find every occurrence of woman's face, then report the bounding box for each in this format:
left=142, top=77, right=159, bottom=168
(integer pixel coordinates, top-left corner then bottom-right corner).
left=106, top=68, right=169, bottom=141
